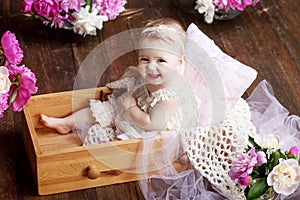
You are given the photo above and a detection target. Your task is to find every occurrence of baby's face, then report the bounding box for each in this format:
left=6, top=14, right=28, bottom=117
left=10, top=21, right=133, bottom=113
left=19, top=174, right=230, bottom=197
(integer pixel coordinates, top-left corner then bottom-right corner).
left=138, top=44, right=183, bottom=87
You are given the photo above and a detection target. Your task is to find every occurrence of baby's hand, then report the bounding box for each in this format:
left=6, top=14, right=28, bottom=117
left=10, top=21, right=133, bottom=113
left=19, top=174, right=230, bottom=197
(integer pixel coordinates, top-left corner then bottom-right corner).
left=128, top=94, right=137, bottom=107
left=119, top=93, right=137, bottom=110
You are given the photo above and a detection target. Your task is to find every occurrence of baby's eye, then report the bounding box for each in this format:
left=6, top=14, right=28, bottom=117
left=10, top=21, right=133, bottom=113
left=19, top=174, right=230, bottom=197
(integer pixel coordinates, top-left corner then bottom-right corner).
left=139, top=57, right=149, bottom=62
left=158, top=58, right=166, bottom=63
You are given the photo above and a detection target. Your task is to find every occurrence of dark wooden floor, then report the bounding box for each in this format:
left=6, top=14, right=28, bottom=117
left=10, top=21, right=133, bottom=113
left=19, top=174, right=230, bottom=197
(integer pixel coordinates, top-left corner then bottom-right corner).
left=0, top=0, right=299, bottom=199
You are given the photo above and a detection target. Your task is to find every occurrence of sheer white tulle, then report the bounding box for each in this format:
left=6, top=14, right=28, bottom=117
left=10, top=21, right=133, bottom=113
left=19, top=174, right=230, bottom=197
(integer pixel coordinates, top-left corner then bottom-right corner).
left=138, top=80, right=300, bottom=200
left=246, top=80, right=300, bottom=200
left=246, top=80, right=300, bottom=152
left=137, top=131, right=228, bottom=200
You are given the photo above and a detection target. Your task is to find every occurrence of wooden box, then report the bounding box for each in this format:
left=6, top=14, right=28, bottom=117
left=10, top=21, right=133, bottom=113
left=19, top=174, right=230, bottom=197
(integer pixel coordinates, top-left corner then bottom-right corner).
left=22, top=87, right=187, bottom=195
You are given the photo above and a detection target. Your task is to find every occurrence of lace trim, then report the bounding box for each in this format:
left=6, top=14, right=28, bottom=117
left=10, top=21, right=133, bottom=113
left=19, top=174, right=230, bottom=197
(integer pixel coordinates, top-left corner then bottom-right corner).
left=106, top=77, right=135, bottom=91
left=165, top=109, right=181, bottom=130
left=182, top=99, right=256, bottom=199
left=135, top=87, right=177, bottom=113
left=150, top=88, right=176, bottom=107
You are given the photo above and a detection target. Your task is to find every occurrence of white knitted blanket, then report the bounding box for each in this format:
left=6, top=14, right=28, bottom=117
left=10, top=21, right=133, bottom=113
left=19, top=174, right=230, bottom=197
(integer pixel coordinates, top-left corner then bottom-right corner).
left=182, top=99, right=256, bottom=199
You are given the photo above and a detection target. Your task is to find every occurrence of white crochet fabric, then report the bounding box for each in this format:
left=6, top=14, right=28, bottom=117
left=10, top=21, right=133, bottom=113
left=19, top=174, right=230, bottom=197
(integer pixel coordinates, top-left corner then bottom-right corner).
left=182, top=99, right=256, bottom=199
left=85, top=99, right=117, bottom=145
left=90, top=99, right=115, bottom=127
left=83, top=124, right=115, bottom=145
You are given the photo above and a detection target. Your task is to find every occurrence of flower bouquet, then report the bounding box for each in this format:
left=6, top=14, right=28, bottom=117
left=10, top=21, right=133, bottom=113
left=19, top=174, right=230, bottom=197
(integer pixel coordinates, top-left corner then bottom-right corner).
left=0, top=31, right=38, bottom=118
left=229, top=134, right=300, bottom=200
left=22, top=0, right=127, bottom=36
left=194, top=0, right=260, bottom=23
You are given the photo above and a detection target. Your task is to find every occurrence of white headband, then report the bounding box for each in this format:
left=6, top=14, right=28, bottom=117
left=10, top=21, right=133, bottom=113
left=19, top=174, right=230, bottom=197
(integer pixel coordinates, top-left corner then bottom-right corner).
left=140, top=25, right=185, bottom=55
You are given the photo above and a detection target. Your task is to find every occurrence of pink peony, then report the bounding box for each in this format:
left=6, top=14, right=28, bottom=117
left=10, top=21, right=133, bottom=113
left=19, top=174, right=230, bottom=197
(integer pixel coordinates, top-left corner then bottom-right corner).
left=60, top=0, right=86, bottom=12
left=239, top=175, right=251, bottom=189
left=249, top=147, right=267, bottom=166
left=42, top=14, right=66, bottom=28
left=228, top=0, right=247, bottom=10
left=32, top=0, right=60, bottom=18
left=93, top=0, right=126, bottom=20
left=267, top=159, right=300, bottom=196
left=1, top=31, right=24, bottom=65
left=0, top=93, right=9, bottom=118
left=213, top=0, right=260, bottom=11
left=229, top=148, right=266, bottom=188
left=212, top=0, right=230, bottom=11
left=243, top=0, right=260, bottom=7
left=289, top=146, right=299, bottom=157
left=8, top=64, right=37, bottom=112
left=22, top=0, right=35, bottom=14
left=232, top=173, right=252, bottom=189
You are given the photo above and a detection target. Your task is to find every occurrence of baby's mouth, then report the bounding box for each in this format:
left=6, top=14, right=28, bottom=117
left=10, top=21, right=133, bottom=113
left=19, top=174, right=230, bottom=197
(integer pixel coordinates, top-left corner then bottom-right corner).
left=146, top=73, right=160, bottom=79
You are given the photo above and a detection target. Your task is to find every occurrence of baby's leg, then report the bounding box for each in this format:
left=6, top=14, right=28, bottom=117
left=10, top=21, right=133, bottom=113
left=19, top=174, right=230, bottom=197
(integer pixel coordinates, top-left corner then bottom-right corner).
left=40, top=108, right=96, bottom=134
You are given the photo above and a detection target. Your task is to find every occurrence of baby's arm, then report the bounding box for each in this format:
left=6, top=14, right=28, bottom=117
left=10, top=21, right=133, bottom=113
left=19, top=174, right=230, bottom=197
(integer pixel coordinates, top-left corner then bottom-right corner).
left=128, top=97, right=180, bottom=131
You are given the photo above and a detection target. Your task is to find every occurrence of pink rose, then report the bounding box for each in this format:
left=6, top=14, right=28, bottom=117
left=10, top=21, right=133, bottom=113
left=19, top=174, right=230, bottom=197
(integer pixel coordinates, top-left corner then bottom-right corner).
left=32, top=0, right=60, bottom=18
left=1, top=31, right=24, bottom=65
left=8, top=65, right=37, bottom=112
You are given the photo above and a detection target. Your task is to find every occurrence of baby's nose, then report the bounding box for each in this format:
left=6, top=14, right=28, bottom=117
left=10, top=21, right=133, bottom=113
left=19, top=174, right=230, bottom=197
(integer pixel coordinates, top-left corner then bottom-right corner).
left=147, top=62, right=157, bottom=70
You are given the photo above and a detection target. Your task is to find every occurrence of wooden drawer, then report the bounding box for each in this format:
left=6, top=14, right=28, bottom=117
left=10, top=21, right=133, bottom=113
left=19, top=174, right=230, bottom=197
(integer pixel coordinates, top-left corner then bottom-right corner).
left=22, top=87, right=187, bottom=195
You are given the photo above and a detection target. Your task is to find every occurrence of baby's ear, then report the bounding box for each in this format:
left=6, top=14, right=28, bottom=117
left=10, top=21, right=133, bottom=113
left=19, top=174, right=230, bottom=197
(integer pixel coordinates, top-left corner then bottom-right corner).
left=177, top=55, right=185, bottom=68
left=176, top=55, right=185, bottom=74
left=178, top=55, right=185, bottom=65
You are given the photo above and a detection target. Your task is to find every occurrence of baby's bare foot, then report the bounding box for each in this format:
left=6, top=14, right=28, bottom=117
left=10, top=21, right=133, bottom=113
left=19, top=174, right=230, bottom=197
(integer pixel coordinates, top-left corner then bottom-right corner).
left=40, top=114, right=72, bottom=134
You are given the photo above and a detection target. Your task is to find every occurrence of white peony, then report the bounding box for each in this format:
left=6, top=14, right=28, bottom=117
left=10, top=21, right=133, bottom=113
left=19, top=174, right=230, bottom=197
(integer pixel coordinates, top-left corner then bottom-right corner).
left=267, top=159, right=300, bottom=196
left=72, top=6, right=108, bottom=36
left=0, top=66, right=11, bottom=94
left=254, top=134, right=283, bottom=152
left=195, top=0, right=215, bottom=23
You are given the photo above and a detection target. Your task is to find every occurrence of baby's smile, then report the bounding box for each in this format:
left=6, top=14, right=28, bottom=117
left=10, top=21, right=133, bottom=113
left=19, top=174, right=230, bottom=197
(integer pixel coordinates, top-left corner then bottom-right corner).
left=146, top=73, right=161, bottom=80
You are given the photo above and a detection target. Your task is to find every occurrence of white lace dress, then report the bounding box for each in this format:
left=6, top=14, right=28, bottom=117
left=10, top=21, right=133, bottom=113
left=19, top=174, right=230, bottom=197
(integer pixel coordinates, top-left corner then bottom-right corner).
left=82, top=70, right=182, bottom=145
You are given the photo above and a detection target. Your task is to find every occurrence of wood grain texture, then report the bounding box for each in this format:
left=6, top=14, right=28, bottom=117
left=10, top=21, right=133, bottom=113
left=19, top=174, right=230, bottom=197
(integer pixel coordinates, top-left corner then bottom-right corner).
left=22, top=88, right=189, bottom=195
left=0, top=0, right=299, bottom=199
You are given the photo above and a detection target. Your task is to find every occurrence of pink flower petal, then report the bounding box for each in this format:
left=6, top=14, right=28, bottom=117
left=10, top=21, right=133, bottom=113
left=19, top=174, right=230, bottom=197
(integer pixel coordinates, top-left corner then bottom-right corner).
left=1, top=31, right=24, bottom=65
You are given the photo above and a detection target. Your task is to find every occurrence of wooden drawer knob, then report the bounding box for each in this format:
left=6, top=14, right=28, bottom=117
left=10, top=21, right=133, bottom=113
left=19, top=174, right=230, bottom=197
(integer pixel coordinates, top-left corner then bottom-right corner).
left=86, top=165, right=100, bottom=179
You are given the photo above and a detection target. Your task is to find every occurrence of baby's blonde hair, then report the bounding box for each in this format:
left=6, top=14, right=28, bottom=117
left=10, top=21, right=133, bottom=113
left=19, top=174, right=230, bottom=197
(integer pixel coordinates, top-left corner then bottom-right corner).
left=139, top=18, right=186, bottom=55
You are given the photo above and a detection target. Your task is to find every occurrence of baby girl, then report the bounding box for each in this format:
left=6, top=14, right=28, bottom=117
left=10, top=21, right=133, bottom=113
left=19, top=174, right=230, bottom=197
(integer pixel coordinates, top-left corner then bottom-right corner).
left=40, top=18, right=195, bottom=145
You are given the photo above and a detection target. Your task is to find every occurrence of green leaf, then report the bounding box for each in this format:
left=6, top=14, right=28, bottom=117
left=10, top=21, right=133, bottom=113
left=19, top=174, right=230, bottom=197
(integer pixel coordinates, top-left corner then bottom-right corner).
left=85, top=0, right=92, bottom=12
left=248, top=136, right=261, bottom=149
left=246, top=178, right=269, bottom=200
left=23, top=13, right=33, bottom=17
left=272, top=151, right=280, bottom=166
left=9, top=88, right=18, bottom=104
